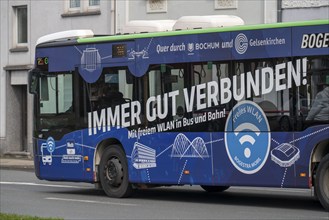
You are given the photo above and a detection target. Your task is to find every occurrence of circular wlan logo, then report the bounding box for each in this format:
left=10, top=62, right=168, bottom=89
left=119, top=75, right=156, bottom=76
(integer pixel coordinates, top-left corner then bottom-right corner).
left=225, top=101, right=271, bottom=174
left=235, top=33, right=248, bottom=55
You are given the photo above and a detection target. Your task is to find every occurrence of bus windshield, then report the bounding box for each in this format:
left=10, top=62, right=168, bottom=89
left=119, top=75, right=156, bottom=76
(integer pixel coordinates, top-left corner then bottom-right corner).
left=37, top=72, right=75, bottom=139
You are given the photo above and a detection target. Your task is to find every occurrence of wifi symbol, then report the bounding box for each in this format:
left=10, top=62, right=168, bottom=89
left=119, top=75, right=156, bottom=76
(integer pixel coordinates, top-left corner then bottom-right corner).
left=234, top=123, right=260, bottom=158
left=47, top=137, right=56, bottom=153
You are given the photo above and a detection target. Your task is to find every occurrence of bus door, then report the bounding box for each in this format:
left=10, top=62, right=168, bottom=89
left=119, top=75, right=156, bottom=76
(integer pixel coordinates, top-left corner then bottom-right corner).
left=293, top=57, right=329, bottom=187
left=37, top=71, right=86, bottom=181
left=229, top=59, right=298, bottom=186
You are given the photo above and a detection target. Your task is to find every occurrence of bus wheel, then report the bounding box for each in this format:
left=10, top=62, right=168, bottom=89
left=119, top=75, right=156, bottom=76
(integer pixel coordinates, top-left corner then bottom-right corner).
left=200, top=185, right=230, bottom=193
left=315, top=154, right=329, bottom=211
left=99, top=145, right=133, bottom=198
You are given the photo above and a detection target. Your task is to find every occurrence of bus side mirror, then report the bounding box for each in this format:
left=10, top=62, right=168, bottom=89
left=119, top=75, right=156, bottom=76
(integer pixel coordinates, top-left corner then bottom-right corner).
left=28, top=69, right=39, bottom=94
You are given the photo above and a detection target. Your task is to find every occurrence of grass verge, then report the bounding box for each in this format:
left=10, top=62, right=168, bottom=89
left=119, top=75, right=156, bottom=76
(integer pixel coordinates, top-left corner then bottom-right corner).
left=0, top=213, right=63, bottom=220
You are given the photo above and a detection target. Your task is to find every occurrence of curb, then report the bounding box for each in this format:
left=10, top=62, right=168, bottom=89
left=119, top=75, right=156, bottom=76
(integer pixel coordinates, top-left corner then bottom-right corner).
left=0, top=165, right=35, bottom=171
left=0, top=158, right=35, bottom=171
left=3, top=151, right=32, bottom=159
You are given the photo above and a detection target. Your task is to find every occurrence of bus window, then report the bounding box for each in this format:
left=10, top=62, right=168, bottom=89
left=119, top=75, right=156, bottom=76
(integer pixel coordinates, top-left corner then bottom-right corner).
left=300, top=57, right=329, bottom=128
left=146, top=64, right=187, bottom=131
left=38, top=72, right=75, bottom=139
left=40, top=73, right=73, bottom=114
left=189, top=62, right=230, bottom=132
left=236, top=59, right=292, bottom=132
left=89, top=67, right=133, bottom=111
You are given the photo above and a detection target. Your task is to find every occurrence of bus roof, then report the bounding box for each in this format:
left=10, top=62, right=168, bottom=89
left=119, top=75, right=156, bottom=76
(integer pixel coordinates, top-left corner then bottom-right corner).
left=173, top=15, right=244, bottom=30
left=77, top=19, right=329, bottom=44
left=37, top=30, right=94, bottom=46
left=121, top=20, right=176, bottom=34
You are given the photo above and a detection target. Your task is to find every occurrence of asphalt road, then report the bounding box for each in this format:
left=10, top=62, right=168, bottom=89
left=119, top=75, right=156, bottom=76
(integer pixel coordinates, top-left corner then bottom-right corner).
left=0, top=169, right=328, bottom=220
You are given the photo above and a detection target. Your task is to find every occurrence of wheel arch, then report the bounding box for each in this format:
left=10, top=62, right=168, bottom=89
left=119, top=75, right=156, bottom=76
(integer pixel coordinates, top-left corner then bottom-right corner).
left=93, top=138, right=126, bottom=180
left=310, top=138, right=329, bottom=186
left=311, top=139, right=329, bottom=163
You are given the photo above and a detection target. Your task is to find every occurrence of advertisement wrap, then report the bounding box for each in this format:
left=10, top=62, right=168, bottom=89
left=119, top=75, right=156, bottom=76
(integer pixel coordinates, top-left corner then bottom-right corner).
left=35, top=24, right=329, bottom=188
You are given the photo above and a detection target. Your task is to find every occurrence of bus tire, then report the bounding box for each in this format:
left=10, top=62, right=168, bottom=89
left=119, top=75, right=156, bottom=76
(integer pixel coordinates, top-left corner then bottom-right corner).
left=201, top=185, right=230, bottom=193
left=99, top=145, right=133, bottom=198
left=315, top=154, right=329, bottom=211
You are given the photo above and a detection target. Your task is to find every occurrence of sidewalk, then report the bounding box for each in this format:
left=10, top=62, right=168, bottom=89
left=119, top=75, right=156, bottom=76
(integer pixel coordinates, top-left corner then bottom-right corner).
left=0, top=157, right=34, bottom=170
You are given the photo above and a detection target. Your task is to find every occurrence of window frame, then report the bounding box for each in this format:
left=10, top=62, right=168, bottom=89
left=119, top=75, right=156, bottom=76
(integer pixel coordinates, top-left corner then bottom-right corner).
left=67, top=0, right=81, bottom=13
left=88, top=0, right=100, bottom=10
left=65, top=0, right=100, bottom=14
left=13, top=5, right=28, bottom=48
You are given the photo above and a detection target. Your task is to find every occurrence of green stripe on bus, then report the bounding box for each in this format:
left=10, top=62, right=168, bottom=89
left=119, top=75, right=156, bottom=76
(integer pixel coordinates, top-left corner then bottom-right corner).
left=77, top=19, right=329, bottom=44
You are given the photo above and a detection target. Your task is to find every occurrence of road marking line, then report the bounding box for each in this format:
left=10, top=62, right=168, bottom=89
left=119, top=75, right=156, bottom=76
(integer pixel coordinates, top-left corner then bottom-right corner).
left=45, top=197, right=139, bottom=207
left=0, top=181, right=91, bottom=189
left=1, top=182, right=311, bottom=194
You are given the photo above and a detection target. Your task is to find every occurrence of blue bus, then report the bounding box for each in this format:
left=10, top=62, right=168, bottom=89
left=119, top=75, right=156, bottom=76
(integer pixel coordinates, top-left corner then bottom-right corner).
left=29, top=18, right=329, bottom=210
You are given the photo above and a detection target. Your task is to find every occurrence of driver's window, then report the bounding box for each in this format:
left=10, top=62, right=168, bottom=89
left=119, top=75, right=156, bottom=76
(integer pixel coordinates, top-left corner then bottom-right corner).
left=40, top=73, right=73, bottom=114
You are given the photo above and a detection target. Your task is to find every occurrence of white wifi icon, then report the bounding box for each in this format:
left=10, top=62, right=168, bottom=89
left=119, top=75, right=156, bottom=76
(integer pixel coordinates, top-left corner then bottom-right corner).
left=47, top=138, right=55, bottom=153
left=234, top=123, right=260, bottom=158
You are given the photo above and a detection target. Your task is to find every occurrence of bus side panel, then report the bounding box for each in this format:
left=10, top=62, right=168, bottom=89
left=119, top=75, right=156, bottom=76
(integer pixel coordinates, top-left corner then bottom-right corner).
left=34, top=125, right=328, bottom=187
left=292, top=25, right=329, bottom=57
left=293, top=126, right=329, bottom=185
left=125, top=126, right=328, bottom=188
left=37, top=131, right=86, bottom=182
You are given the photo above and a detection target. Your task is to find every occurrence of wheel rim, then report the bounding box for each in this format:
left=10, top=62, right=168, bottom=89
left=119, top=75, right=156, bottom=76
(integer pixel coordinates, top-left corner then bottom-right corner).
left=104, top=157, right=123, bottom=187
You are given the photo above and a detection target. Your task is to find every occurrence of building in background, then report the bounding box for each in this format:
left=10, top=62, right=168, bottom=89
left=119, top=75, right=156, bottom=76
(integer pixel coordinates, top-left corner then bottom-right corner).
left=0, top=0, right=113, bottom=156
left=280, top=0, right=329, bottom=22
left=0, top=0, right=328, bottom=156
